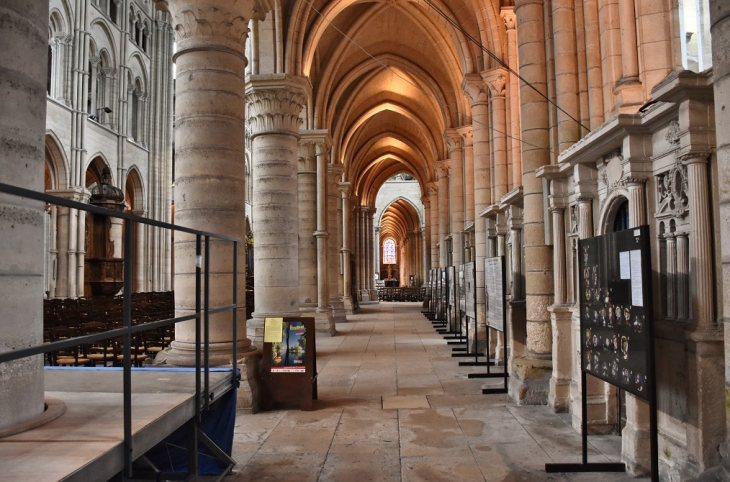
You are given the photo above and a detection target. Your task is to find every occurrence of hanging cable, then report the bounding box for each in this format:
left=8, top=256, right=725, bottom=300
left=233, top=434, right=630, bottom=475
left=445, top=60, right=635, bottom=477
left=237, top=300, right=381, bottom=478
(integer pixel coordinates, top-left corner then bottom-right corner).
left=420, top=0, right=591, bottom=133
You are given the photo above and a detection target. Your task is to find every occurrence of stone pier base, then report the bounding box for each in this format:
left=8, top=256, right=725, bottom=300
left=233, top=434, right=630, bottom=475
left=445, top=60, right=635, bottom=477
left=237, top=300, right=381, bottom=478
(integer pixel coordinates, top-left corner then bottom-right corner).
left=510, top=357, right=552, bottom=405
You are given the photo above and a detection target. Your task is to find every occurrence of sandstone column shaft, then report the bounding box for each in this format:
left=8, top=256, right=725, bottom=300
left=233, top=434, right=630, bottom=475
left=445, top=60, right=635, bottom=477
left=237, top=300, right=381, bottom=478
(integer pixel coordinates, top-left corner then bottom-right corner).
left=246, top=75, right=308, bottom=342
left=551, top=0, right=581, bottom=152
left=463, top=75, right=491, bottom=334
left=677, top=233, right=689, bottom=319
left=428, top=184, right=439, bottom=268
left=315, top=142, right=329, bottom=312
left=161, top=0, right=258, bottom=362
left=686, top=156, right=714, bottom=327
left=502, top=9, right=523, bottom=188
left=446, top=131, right=464, bottom=267
left=666, top=235, right=677, bottom=319
left=485, top=70, right=509, bottom=199
left=618, top=0, right=639, bottom=79
left=515, top=0, right=553, bottom=364
left=339, top=182, right=352, bottom=310
left=459, top=127, right=475, bottom=227
left=437, top=162, right=450, bottom=267
left=297, top=144, right=317, bottom=308
left=0, top=0, right=48, bottom=430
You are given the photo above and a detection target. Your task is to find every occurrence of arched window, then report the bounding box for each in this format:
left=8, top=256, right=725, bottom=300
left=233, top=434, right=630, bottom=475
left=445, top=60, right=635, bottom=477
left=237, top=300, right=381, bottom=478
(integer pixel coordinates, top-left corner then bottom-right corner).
left=612, top=200, right=630, bottom=232
left=47, top=45, right=53, bottom=94
left=109, top=0, right=118, bottom=24
left=142, top=23, right=149, bottom=53
left=383, top=238, right=397, bottom=265
left=130, top=83, right=139, bottom=140
left=680, top=0, right=712, bottom=72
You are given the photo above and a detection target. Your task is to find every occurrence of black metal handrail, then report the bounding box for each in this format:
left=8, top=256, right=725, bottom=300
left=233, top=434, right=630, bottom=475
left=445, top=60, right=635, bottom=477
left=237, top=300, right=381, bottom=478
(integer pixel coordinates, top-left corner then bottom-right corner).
left=0, top=181, right=242, bottom=480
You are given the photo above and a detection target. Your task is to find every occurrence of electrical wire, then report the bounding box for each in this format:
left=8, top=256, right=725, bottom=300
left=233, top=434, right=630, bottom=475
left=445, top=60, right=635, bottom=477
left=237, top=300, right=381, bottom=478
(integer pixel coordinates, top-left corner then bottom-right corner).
left=299, top=0, right=553, bottom=154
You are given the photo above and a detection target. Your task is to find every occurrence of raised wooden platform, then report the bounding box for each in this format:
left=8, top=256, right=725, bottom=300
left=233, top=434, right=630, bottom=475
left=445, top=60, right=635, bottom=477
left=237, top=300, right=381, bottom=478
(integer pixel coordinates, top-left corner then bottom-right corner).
left=0, top=367, right=234, bottom=482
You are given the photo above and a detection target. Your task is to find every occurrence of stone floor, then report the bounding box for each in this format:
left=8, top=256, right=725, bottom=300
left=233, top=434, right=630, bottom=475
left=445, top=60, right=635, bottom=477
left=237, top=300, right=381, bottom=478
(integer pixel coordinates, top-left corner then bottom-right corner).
left=229, top=302, right=648, bottom=482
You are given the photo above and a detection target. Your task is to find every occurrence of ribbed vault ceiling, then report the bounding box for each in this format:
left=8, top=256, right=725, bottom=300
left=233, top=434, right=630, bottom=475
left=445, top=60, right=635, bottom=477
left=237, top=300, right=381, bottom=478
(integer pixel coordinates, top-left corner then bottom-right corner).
left=282, top=0, right=510, bottom=229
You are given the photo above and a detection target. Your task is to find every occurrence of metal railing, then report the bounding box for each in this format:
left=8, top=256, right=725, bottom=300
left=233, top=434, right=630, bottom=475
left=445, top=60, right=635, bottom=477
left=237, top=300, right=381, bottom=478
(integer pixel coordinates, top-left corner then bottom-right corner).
left=0, top=181, right=242, bottom=480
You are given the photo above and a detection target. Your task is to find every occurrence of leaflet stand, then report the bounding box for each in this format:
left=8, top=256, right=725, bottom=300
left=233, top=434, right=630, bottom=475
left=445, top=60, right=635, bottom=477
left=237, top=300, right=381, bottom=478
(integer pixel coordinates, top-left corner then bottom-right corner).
left=467, top=256, right=508, bottom=394
left=260, top=317, right=318, bottom=411
left=545, top=226, right=658, bottom=481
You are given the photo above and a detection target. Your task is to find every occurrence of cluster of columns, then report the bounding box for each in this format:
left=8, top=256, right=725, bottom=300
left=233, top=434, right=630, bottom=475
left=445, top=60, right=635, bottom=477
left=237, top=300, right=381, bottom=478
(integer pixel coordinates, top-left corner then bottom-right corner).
left=354, top=206, right=377, bottom=301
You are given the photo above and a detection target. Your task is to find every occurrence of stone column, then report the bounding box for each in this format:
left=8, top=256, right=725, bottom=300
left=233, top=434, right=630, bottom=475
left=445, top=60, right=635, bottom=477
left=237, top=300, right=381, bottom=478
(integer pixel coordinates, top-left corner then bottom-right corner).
left=583, top=0, right=604, bottom=128
left=437, top=161, right=450, bottom=268
left=548, top=201, right=571, bottom=412
left=328, top=163, right=346, bottom=322
left=463, top=75, right=491, bottom=339
left=683, top=152, right=724, bottom=472
left=626, top=179, right=646, bottom=226
left=0, top=0, right=48, bottom=430
left=484, top=69, right=509, bottom=199
left=622, top=180, right=652, bottom=473
left=297, top=140, right=318, bottom=311
left=507, top=207, right=525, bottom=364
left=571, top=195, right=611, bottom=431
left=339, top=182, right=354, bottom=312
left=677, top=233, right=689, bottom=319
left=459, top=126, right=475, bottom=228
left=368, top=207, right=378, bottom=300
left=551, top=0, right=581, bottom=153
left=512, top=0, right=554, bottom=405
left=502, top=8, right=522, bottom=188
left=421, top=196, right=431, bottom=276
left=246, top=74, right=309, bottom=345
left=699, top=4, right=730, bottom=478
left=358, top=206, right=369, bottom=301
left=666, top=234, right=677, bottom=319
left=131, top=209, right=147, bottom=292
left=158, top=0, right=264, bottom=386
left=428, top=183, right=439, bottom=268
left=445, top=130, right=464, bottom=267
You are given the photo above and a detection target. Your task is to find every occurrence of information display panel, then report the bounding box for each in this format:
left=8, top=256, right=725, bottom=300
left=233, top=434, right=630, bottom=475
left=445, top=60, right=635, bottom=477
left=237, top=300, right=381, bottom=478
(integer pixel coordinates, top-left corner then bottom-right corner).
left=579, top=226, right=654, bottom=400
left=440, top=268, right=448, bottom=320
left=484, top=256, right=505, bottom=332
left=464, top=262, right=476, bottom=319
left=447, top=266, right=456, bottom=307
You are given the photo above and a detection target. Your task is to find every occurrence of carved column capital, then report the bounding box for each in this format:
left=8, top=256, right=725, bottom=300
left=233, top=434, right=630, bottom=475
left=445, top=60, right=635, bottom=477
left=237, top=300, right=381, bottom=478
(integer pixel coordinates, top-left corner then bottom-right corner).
left=338, top=181, right=351, bottom=195
left=245, top=75, right=310, bottom=138
left=458, top=125, right=473, bottom=146
left=444, top=129, right=463, bottom=152
left=462, top=73, right=489, bottom=106
left=482, top=68, right=508, bottom=98
left=501, top=7, right=516, bottom=30
left=155, top=0, right=270, bottom=58
left=426, top=182, right=438, bottom=196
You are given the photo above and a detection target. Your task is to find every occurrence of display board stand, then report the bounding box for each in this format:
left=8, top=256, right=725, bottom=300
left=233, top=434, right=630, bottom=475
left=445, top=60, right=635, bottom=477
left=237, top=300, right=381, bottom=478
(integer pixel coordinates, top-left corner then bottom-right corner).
left=467, top=256, right=508, bottom=393
left=545, top=226, right=658, bottom=481
left=260, top=317, right=318, bottom=411
left=453, top=261, right=491, bottom=366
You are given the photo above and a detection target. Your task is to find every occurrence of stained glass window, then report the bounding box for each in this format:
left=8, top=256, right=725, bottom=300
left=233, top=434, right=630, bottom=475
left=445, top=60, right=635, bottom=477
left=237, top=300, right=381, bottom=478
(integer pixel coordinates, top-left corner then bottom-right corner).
left=383, top=238, right=396, bottom=265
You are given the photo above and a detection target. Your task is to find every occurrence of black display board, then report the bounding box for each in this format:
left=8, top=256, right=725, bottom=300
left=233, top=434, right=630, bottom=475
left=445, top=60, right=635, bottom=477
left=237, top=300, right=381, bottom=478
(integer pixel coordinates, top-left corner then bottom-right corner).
left=260, top=317, right=318, bottom=411
left=580, top=228, right=653, bottom=398
left=440, top=268, right=448, bottom=321
left=546, top=225, right=657, bottom=480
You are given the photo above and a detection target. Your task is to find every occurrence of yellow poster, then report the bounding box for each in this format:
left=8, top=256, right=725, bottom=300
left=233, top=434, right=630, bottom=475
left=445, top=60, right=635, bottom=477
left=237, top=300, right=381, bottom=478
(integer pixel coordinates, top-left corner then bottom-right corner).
left=264, top=317, right=284, bottom=343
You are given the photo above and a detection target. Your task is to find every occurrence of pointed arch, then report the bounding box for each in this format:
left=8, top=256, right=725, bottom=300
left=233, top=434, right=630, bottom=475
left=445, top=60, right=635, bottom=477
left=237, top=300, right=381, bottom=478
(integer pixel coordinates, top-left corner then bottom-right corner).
left=44, top=132, right=70, bottom=190
left=124, top=166, right=145, bottom=213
